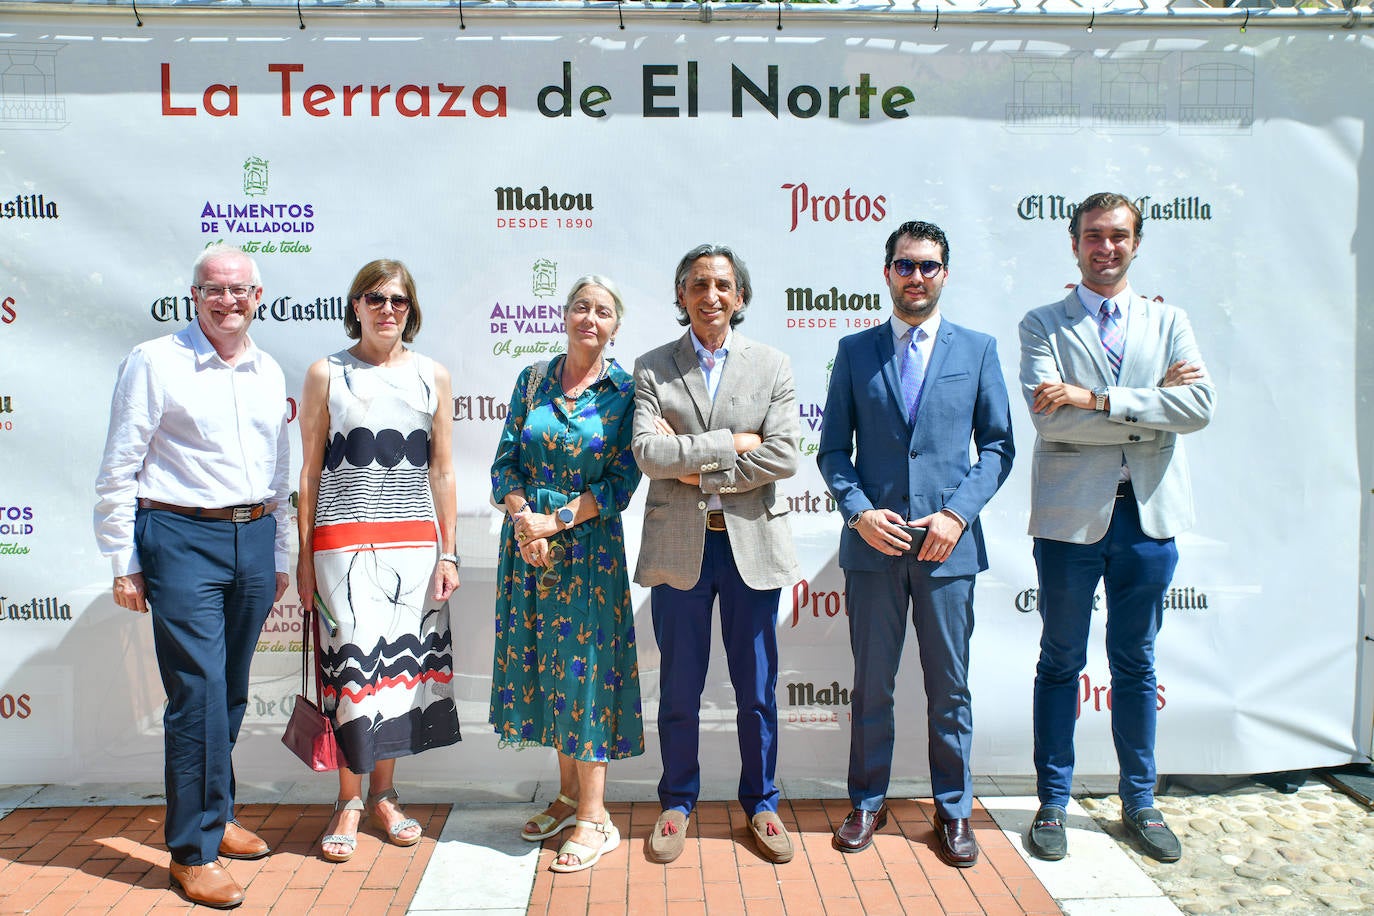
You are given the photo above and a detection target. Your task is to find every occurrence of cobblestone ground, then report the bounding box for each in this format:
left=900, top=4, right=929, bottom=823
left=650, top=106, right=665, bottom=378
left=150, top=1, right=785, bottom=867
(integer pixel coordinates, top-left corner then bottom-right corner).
left=1082, top=778, right=1374, bottom=914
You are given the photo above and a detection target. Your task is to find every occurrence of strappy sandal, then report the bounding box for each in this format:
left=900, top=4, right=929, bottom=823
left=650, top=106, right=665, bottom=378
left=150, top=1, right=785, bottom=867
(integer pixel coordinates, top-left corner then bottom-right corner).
left=321, top=797, right=364, bottom=863
left=549, top=812, right=621, bottom=874
left=522, top=792, right=579, bottom=842
left=367, top=787, right=422, bottom=847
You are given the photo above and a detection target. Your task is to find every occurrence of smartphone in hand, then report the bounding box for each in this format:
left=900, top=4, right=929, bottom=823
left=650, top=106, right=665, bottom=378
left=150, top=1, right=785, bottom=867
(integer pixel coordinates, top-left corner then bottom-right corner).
left=896, top=525, right=928, bottom=556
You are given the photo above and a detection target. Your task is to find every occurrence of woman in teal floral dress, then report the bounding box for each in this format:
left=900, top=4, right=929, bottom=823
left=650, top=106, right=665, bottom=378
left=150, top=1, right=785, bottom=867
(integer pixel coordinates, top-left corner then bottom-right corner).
left=490, top=275, right=643, bottom=874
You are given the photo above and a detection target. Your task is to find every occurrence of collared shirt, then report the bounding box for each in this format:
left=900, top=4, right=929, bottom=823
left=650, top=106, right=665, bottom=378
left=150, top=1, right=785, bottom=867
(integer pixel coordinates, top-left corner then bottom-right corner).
left=94, top=320, right=292, bottom=576
left=1075, top=284, right=1131, bottom=345
left=689, top=327, right=731, bottom=402
left=889, top=312, right=941, bottom=387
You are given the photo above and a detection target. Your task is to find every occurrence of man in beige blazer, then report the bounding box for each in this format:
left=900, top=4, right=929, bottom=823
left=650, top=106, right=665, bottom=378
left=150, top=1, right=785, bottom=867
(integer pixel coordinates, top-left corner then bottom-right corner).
left=1019, top=192, right=1215, bottom=865
left=632, top=244, right=800, bottom=865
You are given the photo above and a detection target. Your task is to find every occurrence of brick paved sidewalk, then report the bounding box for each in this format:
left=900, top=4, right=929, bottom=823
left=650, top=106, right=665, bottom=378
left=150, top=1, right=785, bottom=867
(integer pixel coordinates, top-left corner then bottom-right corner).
left=525, top=798, right=1061, bottom=916
left=0, top=801, right=447, bottom=914
left=0, top=796, right=1060, bottom=915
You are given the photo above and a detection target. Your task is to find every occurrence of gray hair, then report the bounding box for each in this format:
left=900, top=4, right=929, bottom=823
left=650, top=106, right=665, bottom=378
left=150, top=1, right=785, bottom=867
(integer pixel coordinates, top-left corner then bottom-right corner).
left=563, top=275, right=625, bottom=328
left=192, top=242, right=262, bottom=287
left=672, top=243, right=752, bottom=328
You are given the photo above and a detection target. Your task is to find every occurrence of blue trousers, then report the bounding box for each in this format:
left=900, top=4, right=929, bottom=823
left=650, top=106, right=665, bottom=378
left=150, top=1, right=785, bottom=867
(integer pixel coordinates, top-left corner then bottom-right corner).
left=136, top=508, right=277, bottom=866
left=650, top=530, right=781, bottom=817
left=844, top=565, right=975, bottom=819
left=1031, top=490, right=1178, bottom=813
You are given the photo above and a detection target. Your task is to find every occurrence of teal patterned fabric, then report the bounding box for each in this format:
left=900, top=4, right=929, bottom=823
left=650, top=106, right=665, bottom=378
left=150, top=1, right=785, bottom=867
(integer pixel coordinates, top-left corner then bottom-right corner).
left=489, top=356, right=644, bottom=761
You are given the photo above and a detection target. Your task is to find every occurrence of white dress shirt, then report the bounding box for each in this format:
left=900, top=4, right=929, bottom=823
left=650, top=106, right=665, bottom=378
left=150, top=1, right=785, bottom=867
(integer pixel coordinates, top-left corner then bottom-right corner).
left=94, top=320, right=291, bottom=576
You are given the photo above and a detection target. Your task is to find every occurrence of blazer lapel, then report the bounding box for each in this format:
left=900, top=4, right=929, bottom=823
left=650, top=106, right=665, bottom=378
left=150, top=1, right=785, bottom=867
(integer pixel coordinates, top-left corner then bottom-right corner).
left=1064, top=290, right=1115, bottom=386
left=1115, top=294, right=1151, bottom=386
left=874, top=327, right=906, bottom=425
left=911, top=322, right=955, bottom=429
left=673, top=334, right=713, bottom=430
left=707, top=334, right=750, bottom=428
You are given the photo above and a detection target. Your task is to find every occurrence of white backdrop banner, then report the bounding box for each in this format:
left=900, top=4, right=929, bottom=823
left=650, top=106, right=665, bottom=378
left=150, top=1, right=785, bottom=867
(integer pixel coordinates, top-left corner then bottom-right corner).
left=0, top=11, right=1366, bottom=789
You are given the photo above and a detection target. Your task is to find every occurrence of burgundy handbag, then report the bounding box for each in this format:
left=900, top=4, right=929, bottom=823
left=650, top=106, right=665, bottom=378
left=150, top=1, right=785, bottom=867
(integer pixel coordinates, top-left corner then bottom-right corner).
left=281, top=603, right=341, bottom=772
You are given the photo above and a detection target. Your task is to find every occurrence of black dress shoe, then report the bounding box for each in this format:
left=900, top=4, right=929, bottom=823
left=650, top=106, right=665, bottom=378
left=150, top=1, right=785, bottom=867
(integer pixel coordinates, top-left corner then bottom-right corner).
left=1122, top=807, right=1181, bottom=862
left=833, top=806, right=888, bottom=853
left=935, top=813, right=978, bottom=867
left=1026, top=804, right=1068, bottom=861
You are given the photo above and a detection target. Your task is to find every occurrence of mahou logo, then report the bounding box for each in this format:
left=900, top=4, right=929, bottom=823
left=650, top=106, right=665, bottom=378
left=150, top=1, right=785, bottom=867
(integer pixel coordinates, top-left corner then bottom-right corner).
left=782, top=182, right=887, bottom=232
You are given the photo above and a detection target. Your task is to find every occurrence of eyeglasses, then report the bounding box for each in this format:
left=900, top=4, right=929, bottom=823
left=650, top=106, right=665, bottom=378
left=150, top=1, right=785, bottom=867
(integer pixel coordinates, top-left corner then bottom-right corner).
left=889, top=259, right=945, bottom=279
left=539, top=542, right=565, bottom=590
left=362, top=292, right=412, bottom=313
left=196, top=285, right=257, bottom=300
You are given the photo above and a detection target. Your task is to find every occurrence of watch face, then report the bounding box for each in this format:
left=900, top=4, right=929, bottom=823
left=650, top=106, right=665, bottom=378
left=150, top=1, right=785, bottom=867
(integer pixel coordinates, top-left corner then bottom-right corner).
left=557, top=507, right=575, bottom=524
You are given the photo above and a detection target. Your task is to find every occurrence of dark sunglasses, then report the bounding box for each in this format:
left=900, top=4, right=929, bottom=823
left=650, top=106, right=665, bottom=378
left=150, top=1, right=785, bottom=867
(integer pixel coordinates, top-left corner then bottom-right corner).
left=362, top=292, right=412, bottom=312
left=890, top=258, right=945, bottom=279
left=539, top=541, right=566, bottom=590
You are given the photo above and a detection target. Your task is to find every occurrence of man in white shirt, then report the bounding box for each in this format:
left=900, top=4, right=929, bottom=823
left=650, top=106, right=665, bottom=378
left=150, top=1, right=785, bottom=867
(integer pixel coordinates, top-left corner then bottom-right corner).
left=95, top=243, right=290, bottom=909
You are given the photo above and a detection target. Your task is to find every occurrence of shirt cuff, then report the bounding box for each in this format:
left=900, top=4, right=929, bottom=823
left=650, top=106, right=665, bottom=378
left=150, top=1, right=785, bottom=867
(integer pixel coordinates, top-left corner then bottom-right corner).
left=940, top=507, right=967, bottom=530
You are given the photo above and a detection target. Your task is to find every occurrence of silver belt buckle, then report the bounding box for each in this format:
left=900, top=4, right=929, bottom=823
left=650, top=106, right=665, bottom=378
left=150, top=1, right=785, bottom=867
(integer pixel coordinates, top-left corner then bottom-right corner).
left=232, top=505, right=255, bottom=523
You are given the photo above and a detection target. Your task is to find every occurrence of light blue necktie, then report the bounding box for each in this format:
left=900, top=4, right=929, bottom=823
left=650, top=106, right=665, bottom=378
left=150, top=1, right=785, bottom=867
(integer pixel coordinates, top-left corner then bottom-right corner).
left=899, top=326, right=927, bottom=423
left=1097, top=300, right=1124, bottom=380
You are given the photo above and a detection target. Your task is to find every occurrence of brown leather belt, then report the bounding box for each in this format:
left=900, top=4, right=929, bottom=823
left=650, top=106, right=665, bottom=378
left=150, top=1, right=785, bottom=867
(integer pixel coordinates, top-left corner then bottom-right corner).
left=138, top=498, right=273, bottom=523
left=705, top=510, right=727, bottom=532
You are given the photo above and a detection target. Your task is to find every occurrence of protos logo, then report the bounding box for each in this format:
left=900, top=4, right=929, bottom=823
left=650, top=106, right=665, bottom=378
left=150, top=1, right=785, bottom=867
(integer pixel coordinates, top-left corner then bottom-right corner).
left=2, top=296, right=15, bottom=324
left=782, top=182, right=887, bottom=233
left=790, top=579, right=845, bottom=628
left=0, top=693, right=32, bottom=719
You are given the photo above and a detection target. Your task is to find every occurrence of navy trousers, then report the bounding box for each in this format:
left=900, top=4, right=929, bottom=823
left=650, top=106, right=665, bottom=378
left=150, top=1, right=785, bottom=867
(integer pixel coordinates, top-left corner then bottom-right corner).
left=135, top=507, right=277, bottom=866
left=1031, top=488, right=1178, bottom=813
left=650, top=529, right=781, bottom=817
left=844, top=564, right=976, bottom=819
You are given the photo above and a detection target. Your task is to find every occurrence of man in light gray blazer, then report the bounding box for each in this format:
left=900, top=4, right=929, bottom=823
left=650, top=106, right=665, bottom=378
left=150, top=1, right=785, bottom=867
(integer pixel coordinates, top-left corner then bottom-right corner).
left=632, top=244, right=800, bottom=865
left=1019, top=192, right=1215, bottom=865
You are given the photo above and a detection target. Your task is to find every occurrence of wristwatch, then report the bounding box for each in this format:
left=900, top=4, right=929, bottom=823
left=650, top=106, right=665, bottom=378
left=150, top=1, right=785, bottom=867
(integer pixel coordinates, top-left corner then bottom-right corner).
left=847, top=511, right=865, bottom=530
left=556, top=506, right=576, bottom=529
left=1092, top=386, right=1109, bottom=411
left=438, top=552, right=460, bottom=567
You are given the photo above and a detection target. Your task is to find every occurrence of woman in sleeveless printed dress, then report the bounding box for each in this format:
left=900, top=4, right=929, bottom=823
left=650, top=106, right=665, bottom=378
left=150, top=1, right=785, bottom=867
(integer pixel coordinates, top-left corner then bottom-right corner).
left=297, top=260, right=461, bottom=862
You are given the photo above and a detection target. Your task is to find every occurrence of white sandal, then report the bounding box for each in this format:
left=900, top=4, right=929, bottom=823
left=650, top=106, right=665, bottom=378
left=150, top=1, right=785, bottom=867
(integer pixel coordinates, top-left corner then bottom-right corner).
left=522, top=792, right=579, bottom=842
left=321, top=797, right=364, bottom=863
left=367, top=788, right=422, bottom=847
left=549, top=813, right=621, bottom=874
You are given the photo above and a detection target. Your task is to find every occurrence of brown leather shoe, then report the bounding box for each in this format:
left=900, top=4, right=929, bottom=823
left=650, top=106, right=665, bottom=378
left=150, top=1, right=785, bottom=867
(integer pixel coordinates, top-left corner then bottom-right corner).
left=833, top=805, right=888, bottom=853
left=169, top=860, right=245, bottom=909
left=219, top=821, right=271, bottom=860
left=935, top=813, right=978, bottom=868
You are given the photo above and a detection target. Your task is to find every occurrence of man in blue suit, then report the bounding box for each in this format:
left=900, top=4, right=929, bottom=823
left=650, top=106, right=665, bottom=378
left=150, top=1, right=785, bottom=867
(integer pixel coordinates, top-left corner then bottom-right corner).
left=818, top=220, right=1014, bottom=865
left=1019, top=192, right=1214, bottom=864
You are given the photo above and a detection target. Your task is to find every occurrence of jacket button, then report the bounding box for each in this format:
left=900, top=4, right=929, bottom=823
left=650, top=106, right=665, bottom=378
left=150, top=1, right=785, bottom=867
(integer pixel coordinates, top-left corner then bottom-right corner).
left=909, top=449, right=918, bottom=459
left=697, top=501, right=707, bottom=510
left=1129, top=435, right=1141, bottom=442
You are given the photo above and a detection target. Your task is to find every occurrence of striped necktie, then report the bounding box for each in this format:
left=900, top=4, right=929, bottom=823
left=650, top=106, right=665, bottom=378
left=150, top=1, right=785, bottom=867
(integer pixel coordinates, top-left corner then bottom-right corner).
left=1097, top=300, right=1124, bottom=380
left=899, top=326, right=927, bottom=423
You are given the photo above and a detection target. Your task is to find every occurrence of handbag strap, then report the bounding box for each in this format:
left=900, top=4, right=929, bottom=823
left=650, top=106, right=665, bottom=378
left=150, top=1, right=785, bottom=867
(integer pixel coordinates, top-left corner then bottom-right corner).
left=300, top=601, right=324, bottom=706
left=524, top=359, right=549, bottom=415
